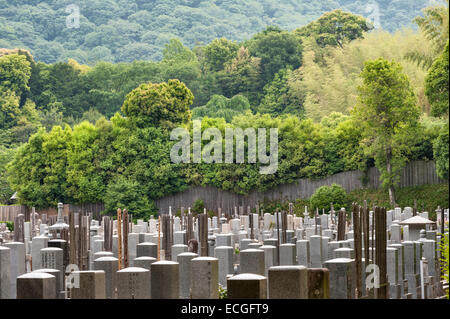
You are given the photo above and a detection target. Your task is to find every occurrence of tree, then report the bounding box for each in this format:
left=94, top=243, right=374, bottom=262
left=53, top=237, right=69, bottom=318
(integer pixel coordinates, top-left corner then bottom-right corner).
left=121, top=79, right=193, bottom=129
left=434, top=124, right=449, bottom=180
left=192, top=94, right=251, bottom=122
left=247, top=26, right=302, bottom=87
left=217, top=46, right=263, bottom=105
left=405, top=0, right=449, bottom=69
left=7, top=125, right=74, bottom=208
left=425, top=41, right=449, bottom=118
left=352, top=58, right=420, bottom=205
left=202, top=38, right=239, bottom=72
left=0, top=54, right=32, bottom=100
left=258, top=68, right=304, bottom=117
left=294, top=9, right=372, bottom=48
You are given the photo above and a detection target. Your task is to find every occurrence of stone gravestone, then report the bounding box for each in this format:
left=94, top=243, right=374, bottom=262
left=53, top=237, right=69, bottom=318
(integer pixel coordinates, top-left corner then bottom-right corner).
left=16, top=272, right=56, bottom=299
left=307, top=268, right=330, bottom=299
left=268, top=266, right=308, bottom=299
left=70, top=271, right=106, bottom=299
left=227, top=274, right=267, bottom=299
left=0, top=246, right=11, bottom=299
left=240, top=249, right=265, bottom=276
left=151, top=261, right=179, bottom=299
left=214, top=246, right=233, bottom=288
left=31, top=236, right=49, bottom=270
left=32, top=269, right=61, bottom=299
left=4, top=241, right=25, bottom=299
left=94, top=256, right=119, bottom=299
left=117, top=267, right=151, bottom=299
left=190, top=257, right=219, bottom=299
left=177, top=252, right=198, bottom=299
left=324, top=258, right=355, bottom=299
left=40, top=247, right=64, bottom=293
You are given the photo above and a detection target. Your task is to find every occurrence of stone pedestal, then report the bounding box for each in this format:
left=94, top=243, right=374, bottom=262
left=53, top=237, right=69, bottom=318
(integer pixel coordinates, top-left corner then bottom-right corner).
left=133, top=257, right=157, bottom=270
left=136, top=242, right=157, bottom=258
left=191, top=257, right=219, bottom=299
left=240, top=249, right=265, bottom=276
left=16, top=273, right=56, bottom=299
left=0, top=246, right=11, bottom=299
left=94, top=256, right=118, bottom=299
left=324, top=258, right=355, bottom=299
left=117, top=267, right=151, bottom=299
left=214, top=246, right=233, bottom=288
left=3, top=241, right=25, bottom=299
left=70, top=271, right=106, bottom=299
left=177, top=252, right=198, bottom=298
left=268, top=266, right=308, bottom=299
left=151, top=261, right=179, bottom=299
left=227, top=274, right=267, bottom=299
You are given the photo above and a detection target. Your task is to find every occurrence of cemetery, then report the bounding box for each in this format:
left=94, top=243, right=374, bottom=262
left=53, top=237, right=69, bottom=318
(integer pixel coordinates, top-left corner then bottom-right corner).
left=0, top=201, right=448, bottom=299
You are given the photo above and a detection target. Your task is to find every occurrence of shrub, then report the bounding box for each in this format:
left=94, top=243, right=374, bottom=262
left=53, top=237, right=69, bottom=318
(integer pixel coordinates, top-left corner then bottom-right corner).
left=192, top=199, right=205, bottom=215
left=310, top=184, right=349, bottom=213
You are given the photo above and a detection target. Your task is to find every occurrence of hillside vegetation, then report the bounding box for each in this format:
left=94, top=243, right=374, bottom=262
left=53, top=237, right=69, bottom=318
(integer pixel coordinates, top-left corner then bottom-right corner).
left=0, top=0, right=429, bottom=63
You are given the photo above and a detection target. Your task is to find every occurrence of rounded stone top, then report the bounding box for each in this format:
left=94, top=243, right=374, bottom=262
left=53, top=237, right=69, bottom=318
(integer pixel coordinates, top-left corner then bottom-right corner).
left=240, top=248, right=264, bottom=253
left=229, top=273, right=266, bottom=281
left=94, top=251, right=113, bottom=256
left=49, top=239, right=66, bottom=243
left=324, top=258, right=353, bottom=263
left=138, top=242, right=157, bottom=245
left=94, top=256, right=118, bottom=262
left=3, top=241, right=24, bottom=246
left=214, top=246, right=233, bottom=250
left=18, top=272, right=55, bottom=279
left=118, top=267, right=149, bottom=273
left=177, top=252, right=198, bottom=257
left=72, top=270, right=105, bottom=274
left=0, top=246, right=10, bottom=251
left=269, top=265, right=307, bottom=271
left=33, top=236, right=49, bottom=239
left=296, top=240, right=309, bottom=243
left=192, top=257, right=218, bottom=261
left=151, top=261, right=179, bottom=265
left=41, top=247, right=63, bottom=252
left=334, top=247, right=353, bottom=251
left=259, top=245, right=276, bottom=249
left=280, top=243, right=295, bottom=247
left=172, top=244, right=188, bottom=247
left=134, top=256, right=157, bottom=260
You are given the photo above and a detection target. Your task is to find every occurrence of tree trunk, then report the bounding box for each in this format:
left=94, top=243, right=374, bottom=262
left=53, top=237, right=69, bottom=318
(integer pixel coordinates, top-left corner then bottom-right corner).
left=386, top=147, right=396, bottom=205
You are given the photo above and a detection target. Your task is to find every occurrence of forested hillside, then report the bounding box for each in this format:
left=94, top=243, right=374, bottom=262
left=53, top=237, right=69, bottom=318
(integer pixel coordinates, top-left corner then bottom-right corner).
left=0, top=0, right=431, bottom=63
left=1, top=2, right=448, bottom=218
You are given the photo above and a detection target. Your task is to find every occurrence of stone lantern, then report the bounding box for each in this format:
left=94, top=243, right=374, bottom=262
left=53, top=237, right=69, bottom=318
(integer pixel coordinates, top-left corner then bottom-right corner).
left=48, top=203, right=69, bottom=239
left=399, top=215, right=435, bottom=241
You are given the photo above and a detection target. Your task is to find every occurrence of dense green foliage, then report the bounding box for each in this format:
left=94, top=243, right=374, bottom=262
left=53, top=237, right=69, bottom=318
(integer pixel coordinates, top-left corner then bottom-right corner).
left=352, top=58, right=421, bottom=204
left=348, top=183, right=449, bottom=219
left=425, top=41, right=449, bottom=118
left=192, top=95, right=251, bottom=123
left=0, top=0, right=428, bottom=64
left=434, top=124, right=449, bottom=180
left=310, top=184, right=349, bottom=212
left=254, top=183, right=449, bottom=219
left=1, top=4, right=448, bottom=218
